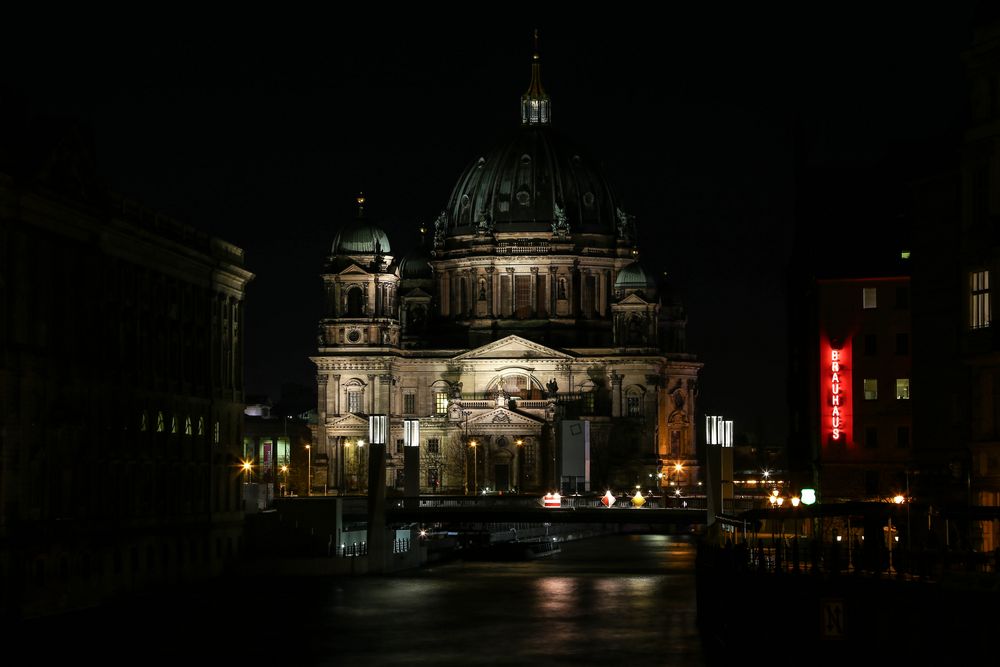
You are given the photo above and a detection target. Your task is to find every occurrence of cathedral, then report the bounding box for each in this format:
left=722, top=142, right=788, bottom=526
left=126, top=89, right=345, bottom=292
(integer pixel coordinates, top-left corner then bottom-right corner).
left=311, top=39, right=701, bottom=496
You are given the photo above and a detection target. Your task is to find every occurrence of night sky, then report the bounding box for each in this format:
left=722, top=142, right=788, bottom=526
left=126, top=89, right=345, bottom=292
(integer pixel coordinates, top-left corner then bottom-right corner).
left=1, top=6, right=982, bottom=447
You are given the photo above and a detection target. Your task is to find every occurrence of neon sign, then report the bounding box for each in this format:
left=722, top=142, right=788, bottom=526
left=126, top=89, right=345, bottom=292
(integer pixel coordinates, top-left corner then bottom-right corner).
left=831, top=349, right=841, bottom=440
left=821, top=340, right=852, bottom=446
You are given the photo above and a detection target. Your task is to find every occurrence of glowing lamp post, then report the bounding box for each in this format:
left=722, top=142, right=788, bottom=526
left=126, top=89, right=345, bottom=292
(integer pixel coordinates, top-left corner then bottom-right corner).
left=367, top=414, right=388, bottom=573
left=705, top=415, right=733, bottom=525
left=403, top=418, right=420, bottom=509
left=469, top=440, right=478, bottom=496
left=305, top=445, right=311, bottom=497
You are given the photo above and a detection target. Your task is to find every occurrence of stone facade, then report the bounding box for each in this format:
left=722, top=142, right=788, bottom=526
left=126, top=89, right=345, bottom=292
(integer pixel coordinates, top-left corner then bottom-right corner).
left=311, top=42, right=701, bottom=496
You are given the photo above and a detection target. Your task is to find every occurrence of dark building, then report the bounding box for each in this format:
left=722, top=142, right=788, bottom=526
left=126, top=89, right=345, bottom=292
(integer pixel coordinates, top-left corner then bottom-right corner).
left=790, top=5, right=1000, bottom=553
left=0, top=116, right=254, bottom=618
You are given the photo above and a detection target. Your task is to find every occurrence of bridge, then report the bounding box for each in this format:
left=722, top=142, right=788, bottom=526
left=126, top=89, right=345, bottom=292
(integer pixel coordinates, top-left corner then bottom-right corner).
left=383, top=495, right=708, bottom=527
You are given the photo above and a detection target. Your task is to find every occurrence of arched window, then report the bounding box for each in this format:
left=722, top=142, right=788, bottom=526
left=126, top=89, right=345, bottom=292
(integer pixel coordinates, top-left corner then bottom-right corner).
left=347, top=286, right=364, bottom=317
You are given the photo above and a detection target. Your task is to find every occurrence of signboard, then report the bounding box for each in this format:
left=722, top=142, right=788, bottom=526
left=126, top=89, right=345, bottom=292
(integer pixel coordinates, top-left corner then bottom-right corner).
left=821, top=598, right=845, bottom=639
left=542, top=492, right=561, bottom=508
left=820, top=340, right=852, bottom=446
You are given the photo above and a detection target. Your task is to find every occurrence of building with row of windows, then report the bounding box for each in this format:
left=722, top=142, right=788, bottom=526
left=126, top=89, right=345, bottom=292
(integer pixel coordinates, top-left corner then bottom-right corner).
left=0, top=118, right=253, bottom=618
left=311, top=41, right=701, bottom=496
left=790, top=8, right=1000, bottom=552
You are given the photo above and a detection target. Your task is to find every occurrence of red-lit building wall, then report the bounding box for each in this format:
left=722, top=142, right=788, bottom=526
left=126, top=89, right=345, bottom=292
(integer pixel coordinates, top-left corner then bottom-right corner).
left=817, top=276, right=913, bottom=500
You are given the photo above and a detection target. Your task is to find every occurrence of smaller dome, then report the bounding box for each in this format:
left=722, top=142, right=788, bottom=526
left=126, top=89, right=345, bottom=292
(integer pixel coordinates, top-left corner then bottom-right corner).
left=615, top=262, right=656, bottom=290
left=399, top=245, right=433, bottom=280
left=332, top=219, right=391, bottom=255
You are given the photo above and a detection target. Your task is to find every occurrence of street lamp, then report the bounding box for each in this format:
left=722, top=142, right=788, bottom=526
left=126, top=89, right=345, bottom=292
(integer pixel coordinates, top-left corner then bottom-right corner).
left=280, top=464, right=289, bottom=496
left=515, top=438, right=524, bottom=493
left=356, top=439, right=365, bottom=492
left=305, top=445, right=311, bottom=497
left=469, top=439, right=478, bottom=496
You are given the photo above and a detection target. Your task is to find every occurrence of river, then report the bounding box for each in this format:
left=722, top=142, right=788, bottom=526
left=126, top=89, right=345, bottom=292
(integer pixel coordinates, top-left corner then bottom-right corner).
left=25, top=533, right=708, bottom=666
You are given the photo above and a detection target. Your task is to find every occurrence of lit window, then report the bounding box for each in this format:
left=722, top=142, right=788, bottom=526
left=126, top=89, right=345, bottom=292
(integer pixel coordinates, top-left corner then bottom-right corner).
left=427, top=438, right=440, bottom=454
left=864, top=379, right=878, bottom=400
left=971, top=270, right=991, bottom=329
left=348, top=391, right=363, bottom=414
left=626, top=394, right=641, bottom=417
left=404, top=393, right=416, bottom=415
left=213, top=421, right=220, bottom=444
left=434, top=392, right=448, bottom=415
left=184, top=416, right=193, bottom=436
left=140, top=411, right=148, bottom=432
left=197, top=417, right=204, bottom=436
left=863, top=287, right=877, bottom=309
left=896, top=379, right=910, bottom=400
left=170, top=416, right=178, bottom=434
left=156, top=411, right=165, bottom=433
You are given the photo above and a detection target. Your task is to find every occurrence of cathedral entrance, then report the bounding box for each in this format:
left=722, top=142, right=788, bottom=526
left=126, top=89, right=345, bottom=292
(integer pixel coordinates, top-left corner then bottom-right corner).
left=494, top=463, right=511, bottom=492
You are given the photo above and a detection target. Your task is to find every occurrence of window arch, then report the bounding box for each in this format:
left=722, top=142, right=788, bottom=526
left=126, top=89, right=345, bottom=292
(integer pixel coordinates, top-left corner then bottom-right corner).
left=625, top=385, right=645, bottom=418
left=344, top=378, right=366, bottom=414
left=346, top=286, right=364, bottom=317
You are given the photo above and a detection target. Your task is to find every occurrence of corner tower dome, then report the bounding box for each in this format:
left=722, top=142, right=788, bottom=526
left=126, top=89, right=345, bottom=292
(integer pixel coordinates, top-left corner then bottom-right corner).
left=332, top=193, right=392, bottom=256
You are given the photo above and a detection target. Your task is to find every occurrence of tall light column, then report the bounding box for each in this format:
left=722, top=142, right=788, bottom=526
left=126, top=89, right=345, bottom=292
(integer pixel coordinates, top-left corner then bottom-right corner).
left=705, top=415, right=733, bottom=527
left=403, top=418, right=420, bottom=510
left=367, top=414, right=388, bottom=573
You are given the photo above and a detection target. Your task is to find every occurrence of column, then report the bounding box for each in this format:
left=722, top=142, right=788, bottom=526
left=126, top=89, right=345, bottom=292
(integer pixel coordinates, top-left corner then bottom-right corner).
left=486, top=266, right=495, bottom=317
left=317, top=374, right=329, bottom=419
left=439, top=272, right=449, bottom=317
left=530, top=266, right=539, bottom=317
left=598, top=270, right=607, bottom=317
left=610, top=372, right=623, bottom=417
left=506, top=267, right=515, bottom=317
left=368, top=374, right=377, bottom=414
left=549, top=267, right=558, bottom=317
left=333, top=374, right=341, bottom=415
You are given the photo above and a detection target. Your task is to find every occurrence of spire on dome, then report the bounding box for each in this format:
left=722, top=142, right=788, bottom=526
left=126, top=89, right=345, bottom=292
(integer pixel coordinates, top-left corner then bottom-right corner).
left=520, top=29, right=551, bottom=126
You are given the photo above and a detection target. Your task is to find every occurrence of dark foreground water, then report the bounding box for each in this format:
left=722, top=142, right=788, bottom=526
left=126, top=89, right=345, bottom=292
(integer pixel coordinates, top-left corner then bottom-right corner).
left=23, top=534, right=707, bottom=666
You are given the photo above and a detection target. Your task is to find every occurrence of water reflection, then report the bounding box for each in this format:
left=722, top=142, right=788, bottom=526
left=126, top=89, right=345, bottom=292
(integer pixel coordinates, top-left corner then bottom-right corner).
left=310, top=534, right=705, bottom=666
left=21, top=533, right=706, bottom=666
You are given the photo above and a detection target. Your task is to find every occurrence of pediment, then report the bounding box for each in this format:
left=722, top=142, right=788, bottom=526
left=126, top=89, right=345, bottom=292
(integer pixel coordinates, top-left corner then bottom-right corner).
left=454, top=335, right=573, bottom=361
left=402, top=287, right=433, bottom=299
left=468, top=407, right=545, bottom=427
left=326, top=413, right=370, bottom=428
left=616, top=293, right=651, bottom=305
left=338, top=264, right=371, bottom=276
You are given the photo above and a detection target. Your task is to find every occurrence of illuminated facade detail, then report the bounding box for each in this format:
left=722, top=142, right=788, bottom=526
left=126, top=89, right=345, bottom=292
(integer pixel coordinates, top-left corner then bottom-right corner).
left=971, top=270, right=991, bottom=329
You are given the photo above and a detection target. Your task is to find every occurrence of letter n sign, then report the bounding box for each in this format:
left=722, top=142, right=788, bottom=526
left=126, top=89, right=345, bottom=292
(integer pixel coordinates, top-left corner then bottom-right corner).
left=821, top=598, right=845, bottom=639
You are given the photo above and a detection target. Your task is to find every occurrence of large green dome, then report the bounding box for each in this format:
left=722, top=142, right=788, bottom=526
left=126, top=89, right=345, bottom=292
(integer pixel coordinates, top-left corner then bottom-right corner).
left=442, top=126, right=619, bottom=238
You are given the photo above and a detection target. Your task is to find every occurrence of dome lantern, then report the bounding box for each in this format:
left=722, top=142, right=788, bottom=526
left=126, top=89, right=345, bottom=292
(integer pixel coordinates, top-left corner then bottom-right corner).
left=520, top=29, right=551, bottom=126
